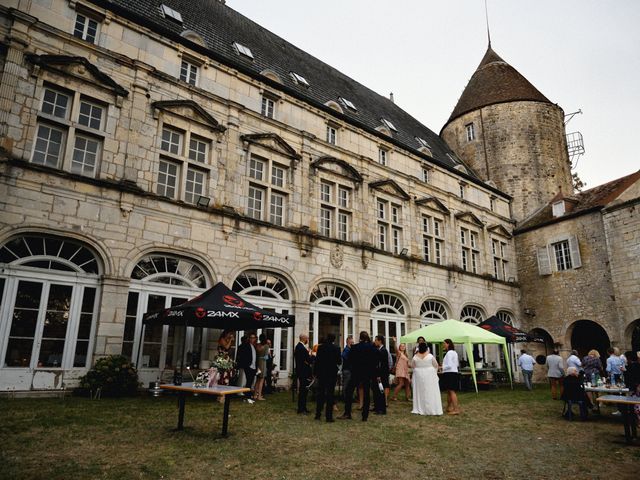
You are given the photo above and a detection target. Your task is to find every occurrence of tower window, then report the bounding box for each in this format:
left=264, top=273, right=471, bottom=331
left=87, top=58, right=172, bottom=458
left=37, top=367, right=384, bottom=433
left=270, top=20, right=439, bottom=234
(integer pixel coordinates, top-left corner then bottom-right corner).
left=465, top=123, right=475, bottom=142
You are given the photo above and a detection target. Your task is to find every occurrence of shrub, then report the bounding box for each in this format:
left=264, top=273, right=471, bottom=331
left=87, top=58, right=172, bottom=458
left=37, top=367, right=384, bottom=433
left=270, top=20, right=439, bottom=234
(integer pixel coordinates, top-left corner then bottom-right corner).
left=78, top=355, right=140, bottom=397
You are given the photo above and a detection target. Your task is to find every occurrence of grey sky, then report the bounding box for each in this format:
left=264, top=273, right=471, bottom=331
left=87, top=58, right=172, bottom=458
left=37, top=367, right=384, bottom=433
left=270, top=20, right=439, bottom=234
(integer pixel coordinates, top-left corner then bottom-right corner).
left=229, top=0, right=639, bottom=189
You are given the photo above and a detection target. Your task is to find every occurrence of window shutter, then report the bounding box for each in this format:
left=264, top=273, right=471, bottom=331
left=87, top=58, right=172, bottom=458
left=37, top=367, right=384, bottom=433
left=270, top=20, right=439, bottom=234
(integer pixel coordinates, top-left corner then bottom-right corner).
left=568, top=235, right=582, bottom=269
left=536, top=246, right=551, bottom=275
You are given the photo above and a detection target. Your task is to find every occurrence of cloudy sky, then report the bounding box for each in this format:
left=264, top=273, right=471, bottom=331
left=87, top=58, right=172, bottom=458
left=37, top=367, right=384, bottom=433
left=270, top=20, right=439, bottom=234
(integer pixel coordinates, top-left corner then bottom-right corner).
left=229, top=0, right=639, bottom=189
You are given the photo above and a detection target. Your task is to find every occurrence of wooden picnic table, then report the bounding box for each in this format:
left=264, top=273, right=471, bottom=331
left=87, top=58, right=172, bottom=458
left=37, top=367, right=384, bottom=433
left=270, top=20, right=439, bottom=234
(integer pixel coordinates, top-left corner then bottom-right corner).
left=596, top=395, right=640, bottom=444
left=160, top=383, right=250, bottom=437
left=584, top=386, right=629, bottom=413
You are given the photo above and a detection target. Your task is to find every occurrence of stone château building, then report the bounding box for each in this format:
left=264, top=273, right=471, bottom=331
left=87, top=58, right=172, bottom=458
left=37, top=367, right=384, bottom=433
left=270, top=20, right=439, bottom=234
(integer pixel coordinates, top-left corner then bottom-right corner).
left=0, top=0, right=637, bottom=391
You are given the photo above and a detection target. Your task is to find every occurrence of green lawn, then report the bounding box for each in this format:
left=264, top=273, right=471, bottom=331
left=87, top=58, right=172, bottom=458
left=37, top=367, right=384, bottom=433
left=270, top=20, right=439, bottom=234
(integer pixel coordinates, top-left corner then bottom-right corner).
left=0, top=387, right=638, bottom=479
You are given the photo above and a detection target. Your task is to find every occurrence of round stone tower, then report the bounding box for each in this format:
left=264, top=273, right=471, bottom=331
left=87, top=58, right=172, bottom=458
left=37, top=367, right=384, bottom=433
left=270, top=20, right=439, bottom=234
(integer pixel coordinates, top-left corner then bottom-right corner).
left=441, top=46, right=573, bottom=221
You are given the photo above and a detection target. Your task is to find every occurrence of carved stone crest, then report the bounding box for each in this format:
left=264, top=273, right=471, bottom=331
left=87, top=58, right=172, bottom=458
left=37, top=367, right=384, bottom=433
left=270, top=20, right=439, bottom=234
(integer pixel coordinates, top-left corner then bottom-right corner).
left=330, top=245, right=343, bottom=269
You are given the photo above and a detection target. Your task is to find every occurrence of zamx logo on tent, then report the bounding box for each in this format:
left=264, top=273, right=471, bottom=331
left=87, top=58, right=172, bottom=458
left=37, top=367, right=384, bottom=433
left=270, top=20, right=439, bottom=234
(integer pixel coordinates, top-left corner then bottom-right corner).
left=223, top=294, right=245, bottom=308
left=253, top=312, right=263, bottom=321
left=195, top=307, right=206, bottom=319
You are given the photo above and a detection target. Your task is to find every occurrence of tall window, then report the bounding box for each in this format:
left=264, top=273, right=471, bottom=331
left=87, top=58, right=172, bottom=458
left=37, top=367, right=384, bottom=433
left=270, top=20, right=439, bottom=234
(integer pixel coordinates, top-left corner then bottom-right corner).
left=326, top=125, right=337, bottom=145
left=32, top=85, right=106, bottom=178
left=319, top=181, right=352, bottom=241
left=422, top=166, right=430, bottom=183
left=247, top=154, right=289, bottom=226
left=465, top=123, right=475, bottom=142
left=73, top=13, right=99, bottom=43
left=124, top=254, right=209, bottom=369
left=378, top=149, right=388, bottom=166
left=552, top=240, right=572, bottom=271
left=0, top=235, right=101, bottom=373
left=157, top=125, right=211, bottom=204
left=492, top=238, right=508, bottom=280
left=422, top=215, right=444, bottom=265
left=377, top=198, right=403, bottom=253
left=261, top=96, right=275, bottom=119
left=420, top=299, right=448, bottom=324
left=460, top=227, right=480, bottom=273
left=179, top=59, right=199, bottom=85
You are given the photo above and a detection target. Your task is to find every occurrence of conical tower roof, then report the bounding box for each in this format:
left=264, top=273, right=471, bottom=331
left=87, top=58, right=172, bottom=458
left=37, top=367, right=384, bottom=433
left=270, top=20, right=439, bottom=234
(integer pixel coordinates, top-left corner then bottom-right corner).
left=445, top=46, right=552, bottom=126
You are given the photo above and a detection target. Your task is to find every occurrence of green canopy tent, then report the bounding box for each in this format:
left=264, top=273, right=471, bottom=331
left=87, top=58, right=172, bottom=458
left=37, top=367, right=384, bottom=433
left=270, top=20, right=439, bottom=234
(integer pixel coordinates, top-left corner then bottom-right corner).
left=400, top=319, right=513, bottom=393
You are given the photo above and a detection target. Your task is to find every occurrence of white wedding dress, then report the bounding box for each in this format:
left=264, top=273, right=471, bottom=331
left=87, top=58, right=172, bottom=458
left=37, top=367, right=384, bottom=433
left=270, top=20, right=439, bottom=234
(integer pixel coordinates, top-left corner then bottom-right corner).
left=411, top=353, right=443, bottom=416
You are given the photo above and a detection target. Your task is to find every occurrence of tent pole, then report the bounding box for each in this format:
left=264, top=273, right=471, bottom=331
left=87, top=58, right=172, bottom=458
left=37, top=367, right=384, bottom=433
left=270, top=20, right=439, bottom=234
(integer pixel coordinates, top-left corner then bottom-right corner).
left=504, top=342, right=513, bottom=389
left=465, top=342, right=478, bottom=393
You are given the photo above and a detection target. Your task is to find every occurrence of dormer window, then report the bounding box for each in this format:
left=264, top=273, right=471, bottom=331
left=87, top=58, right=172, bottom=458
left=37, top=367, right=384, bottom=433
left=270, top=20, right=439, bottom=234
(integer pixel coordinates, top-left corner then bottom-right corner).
left=340, top=97, right=357, bottom=111
left=416, top=137, right=431, bottom=149
left=290, top=72, right=310, bottom=87
left=233, top=42, right=254, bottom=60
left=552, top=200, right=566, bottom=217
left=381, top=118, right=397, bottom=132
left=161, top=4, right=183, bottom=23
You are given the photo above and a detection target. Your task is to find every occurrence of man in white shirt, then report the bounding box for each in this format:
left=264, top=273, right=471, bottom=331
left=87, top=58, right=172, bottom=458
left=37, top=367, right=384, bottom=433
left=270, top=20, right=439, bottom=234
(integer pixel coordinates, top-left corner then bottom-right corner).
left=518, top=349, right=536, bottom=391
left=566, top=350, right=582, bottom=371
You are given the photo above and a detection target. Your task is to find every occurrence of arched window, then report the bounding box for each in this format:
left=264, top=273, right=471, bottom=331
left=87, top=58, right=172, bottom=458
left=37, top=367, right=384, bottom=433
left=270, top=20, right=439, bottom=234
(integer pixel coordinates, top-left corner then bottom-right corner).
left=370, top=293, right=405, bottom=315
left=497, top=310, right=514, bottom=326
left=124, top=254, right=210, bottom=372
left=310, top=282, right=353, bottom=308
left=0, top=235, right=100, bottom=274
left=461, top=305, right=485, bottom=324
left=232, top=270, right=293, bottom=374
left=233, top=270, right=290, bottom=299
left=420, top=299, right=448, bottom=321
left=131, top=254, right=207, bottom=288
left=0, top=234, right=101, bottom=377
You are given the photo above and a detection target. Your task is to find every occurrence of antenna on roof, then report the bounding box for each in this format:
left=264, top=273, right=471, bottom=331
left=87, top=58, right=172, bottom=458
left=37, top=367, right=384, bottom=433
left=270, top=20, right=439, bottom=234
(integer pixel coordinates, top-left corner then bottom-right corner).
left=485, top=0, right=492, bottom=47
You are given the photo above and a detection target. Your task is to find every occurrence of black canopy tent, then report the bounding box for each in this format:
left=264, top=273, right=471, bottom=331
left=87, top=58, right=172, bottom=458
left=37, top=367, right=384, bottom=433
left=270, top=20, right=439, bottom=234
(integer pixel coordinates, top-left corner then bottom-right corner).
left=478, top=315, right=545, bottom=376
left=136, top=282, right=295, bottom=372
left=478, top=315, right=544, bottom=343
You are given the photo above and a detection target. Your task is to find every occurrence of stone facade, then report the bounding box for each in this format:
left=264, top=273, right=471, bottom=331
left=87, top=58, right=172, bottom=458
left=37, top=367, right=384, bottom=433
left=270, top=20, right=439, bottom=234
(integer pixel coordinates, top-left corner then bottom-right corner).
left=0, top=1, right=519, bottom=390
left=442, top=102, right=573, bottom=222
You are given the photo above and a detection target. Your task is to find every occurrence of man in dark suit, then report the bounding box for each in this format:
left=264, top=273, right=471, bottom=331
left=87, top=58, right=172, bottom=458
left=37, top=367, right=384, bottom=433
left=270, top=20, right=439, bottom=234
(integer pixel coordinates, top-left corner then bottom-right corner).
left=314, top=333, right=342, bottom=422
left=294, top=333, right=311, bottom=414
left=373, top=335, right=390, bottom=414
left=236, top=333, right=257, bottom=399
left=338, top=331, right=378, bottom=421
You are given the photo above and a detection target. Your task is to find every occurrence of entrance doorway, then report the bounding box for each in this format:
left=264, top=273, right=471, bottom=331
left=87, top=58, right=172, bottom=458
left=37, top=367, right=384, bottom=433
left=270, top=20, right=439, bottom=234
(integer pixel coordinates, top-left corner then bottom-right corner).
left=318, top=312, right=343, bottom=347
left=628, top=319, right=640, bottom=353
left=570, top=320, right=610, bottom=359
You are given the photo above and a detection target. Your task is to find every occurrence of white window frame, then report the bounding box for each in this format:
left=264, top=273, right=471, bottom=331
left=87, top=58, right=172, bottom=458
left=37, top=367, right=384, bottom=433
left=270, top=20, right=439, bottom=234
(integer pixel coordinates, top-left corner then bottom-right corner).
left=465, top=123, right=475, bottom=142
left=381, top=118, right=398, bottom=132
left=261, top=96, right=275, bottom=119
left=290, top=72, right=310, bottom=87
left=156, top=122, right=213, bottom=204
left=246, top=154, right=289, bottom=225
left=377, top=198, right=403, bottom=253
left=233, top=42, right=254, bottom=59
left=179, top=59, right=199, bottom=86
left=422, top=214, right=444, bottom=265
left=31, top=85, right=107, bottom=178
left=326, top=125, right=337, bottom=145
left=319, top=180, right=352, bottom=240
left=460, top=226, right=480, bottom=273
left=378, top=148, right=388, bottom=166
left=73, top=13, right=100, bottom=44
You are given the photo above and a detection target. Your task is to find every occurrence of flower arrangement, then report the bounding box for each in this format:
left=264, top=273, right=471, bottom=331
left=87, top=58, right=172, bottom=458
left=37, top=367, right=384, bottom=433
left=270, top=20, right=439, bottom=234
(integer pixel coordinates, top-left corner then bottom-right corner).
left=193, top=370, right=210, bottom=387
left=212, top=355, right=235, bottom=372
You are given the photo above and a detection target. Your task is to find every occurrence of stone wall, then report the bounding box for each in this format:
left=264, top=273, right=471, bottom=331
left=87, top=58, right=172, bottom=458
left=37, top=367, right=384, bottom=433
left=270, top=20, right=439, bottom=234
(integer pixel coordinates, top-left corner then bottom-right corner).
left=442, top=102, right=573, bottom=221
left=515, top=212, right=618, bottom=350
left=603, top=198, right=640, bottom=347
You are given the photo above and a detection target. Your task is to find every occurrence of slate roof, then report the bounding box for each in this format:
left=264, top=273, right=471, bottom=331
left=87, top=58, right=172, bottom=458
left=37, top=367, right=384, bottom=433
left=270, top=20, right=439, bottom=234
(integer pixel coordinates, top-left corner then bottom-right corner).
left=515, top=170, right=640, bottom=232
left=85, top=0, right=500, bottom=190
left=443, top=46, right=553, bottom=128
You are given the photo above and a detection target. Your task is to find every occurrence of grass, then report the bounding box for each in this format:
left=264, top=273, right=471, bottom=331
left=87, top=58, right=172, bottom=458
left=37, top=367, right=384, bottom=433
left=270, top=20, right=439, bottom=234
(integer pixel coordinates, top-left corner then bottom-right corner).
left=0, top=387, right=638, bottom=480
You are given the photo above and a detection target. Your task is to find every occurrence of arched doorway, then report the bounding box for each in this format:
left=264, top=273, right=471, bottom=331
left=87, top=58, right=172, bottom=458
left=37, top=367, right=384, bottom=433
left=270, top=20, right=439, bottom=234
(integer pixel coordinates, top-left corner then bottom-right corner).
left=232, top=270, right=293, bottom=378
left=123, top=253, right=211, bottom=385
left=370, top=292, right=407, bottom=360
left=309, top=282, right=355, bottom=349
left=0, top=234, right=102, bottom=390
left=527, top=327, right=554, bottom=383
left=626, top=319, right=640, bottom=353
left=569, top=320, right=610, bottom=359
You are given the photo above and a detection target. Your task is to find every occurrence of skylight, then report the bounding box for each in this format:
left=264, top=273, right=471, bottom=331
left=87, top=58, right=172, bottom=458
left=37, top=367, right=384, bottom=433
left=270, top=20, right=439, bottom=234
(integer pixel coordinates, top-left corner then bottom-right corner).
left=340, top=97, right=357, bottom=111
left=290, top=72, right=310, bottom=87
left=381, top=118, right=397, bottom=132
left=161, top=4, right=183, bottom=23
left=416, top=137, right=431, bottom=148
left=233, top=42, right=254, bottom=60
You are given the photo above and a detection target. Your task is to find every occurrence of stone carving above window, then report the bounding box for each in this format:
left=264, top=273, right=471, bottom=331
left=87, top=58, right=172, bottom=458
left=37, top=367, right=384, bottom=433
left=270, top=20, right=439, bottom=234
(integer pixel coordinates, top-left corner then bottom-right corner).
left=152, top=100, right=226, bottom=133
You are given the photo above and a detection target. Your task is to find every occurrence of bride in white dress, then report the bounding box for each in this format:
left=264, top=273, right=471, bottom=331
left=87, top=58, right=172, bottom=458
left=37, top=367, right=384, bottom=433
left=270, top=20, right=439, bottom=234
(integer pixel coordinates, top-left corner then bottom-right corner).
left=411, top=343, right=443, bottom=415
